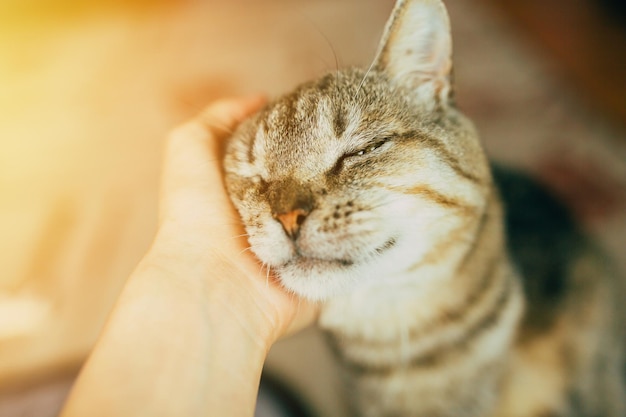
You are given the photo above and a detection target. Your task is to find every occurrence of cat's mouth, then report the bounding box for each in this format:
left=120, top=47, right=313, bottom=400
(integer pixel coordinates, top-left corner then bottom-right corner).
left=284, top=237, right=397, bottom=270
left=273, top=237, right=399, bottom=300
left=286, top=255, right=354, bottom=269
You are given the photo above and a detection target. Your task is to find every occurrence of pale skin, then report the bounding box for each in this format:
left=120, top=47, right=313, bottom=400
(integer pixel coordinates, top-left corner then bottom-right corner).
left=60, top=96, right=319, bottom=417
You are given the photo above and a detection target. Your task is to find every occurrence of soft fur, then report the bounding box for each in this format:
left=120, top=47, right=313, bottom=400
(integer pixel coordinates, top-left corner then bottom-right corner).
left=223, top=0, right=625, bottom=415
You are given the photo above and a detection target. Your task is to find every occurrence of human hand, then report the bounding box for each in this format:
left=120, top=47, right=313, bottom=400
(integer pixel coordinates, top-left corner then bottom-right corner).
left=144, top=96, right=319, bottom=350
left=61, top=96, right=317, bottom=417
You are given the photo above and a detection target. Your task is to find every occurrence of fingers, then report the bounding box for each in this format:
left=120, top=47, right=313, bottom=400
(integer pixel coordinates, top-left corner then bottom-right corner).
left=160, top=95, right=266, bottom=218
left=155, top=95, right=320, bottom=342
left=158, top=95, right=265, bottom=253
left=165, top=95, right=265, bottom=167
left=196, top=95, right=267, bottom=140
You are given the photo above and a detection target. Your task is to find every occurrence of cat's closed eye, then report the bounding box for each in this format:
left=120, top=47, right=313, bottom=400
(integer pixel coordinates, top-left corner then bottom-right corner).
left=330, top=138, right=392, bottom=176
left=346, top=138, right=391, bottom=159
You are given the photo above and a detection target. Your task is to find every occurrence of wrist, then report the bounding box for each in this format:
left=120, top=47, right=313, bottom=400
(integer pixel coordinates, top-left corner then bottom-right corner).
left=135, top=243, right=281, bottom=353
left=63, top=254, right=270, bottom=417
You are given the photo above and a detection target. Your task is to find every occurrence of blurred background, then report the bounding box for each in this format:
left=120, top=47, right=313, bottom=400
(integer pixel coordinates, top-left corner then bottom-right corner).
left=0, top=0, right=624, bottom=416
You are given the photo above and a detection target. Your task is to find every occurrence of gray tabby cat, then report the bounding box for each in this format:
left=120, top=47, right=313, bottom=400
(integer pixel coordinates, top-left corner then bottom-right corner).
left=223, top=0, right=626, bottom=415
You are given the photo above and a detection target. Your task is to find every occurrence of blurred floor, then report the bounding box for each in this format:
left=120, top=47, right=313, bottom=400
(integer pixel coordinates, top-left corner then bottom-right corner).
left=0, top=0, right=624, bottom=416
left=483, top=0, right=626, bottom=127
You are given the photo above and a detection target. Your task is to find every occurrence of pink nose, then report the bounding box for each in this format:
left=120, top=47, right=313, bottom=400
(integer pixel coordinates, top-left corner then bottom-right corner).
left=276, top=209, right=309, bottom=239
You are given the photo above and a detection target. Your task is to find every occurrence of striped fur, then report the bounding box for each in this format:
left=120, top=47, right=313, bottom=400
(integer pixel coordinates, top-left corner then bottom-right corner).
left=223, top=0, right=625, bottom=415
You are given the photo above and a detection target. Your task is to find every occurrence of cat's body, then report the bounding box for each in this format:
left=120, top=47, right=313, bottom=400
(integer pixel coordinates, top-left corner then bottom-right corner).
left=223, top=0, right=625, bottom=416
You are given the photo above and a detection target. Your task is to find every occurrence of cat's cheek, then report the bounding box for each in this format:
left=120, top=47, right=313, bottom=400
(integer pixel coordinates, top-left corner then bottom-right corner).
left=246, top=221, right=294, bottom=267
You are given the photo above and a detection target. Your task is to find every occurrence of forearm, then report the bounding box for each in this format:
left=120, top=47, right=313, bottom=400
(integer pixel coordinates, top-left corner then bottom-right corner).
left=60, top=96, right=317, bottom=416
left=61, top=251, right=271, bottom=417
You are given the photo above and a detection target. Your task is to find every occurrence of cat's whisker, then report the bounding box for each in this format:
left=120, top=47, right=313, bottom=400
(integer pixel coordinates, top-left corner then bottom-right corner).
left=354, top=58, right=376, bottom=100
left=256, top=261, right=271, bottom=289
left=230, top=233, right=250, bottom=240
left=211, top=218, right=248, bottom=225
left=238, top=246, right=254, bottom=256
left=294, top=9, right=340, bottom=80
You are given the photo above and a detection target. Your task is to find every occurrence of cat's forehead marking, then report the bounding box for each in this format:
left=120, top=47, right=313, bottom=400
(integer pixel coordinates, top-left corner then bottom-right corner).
left=251, top=90, right=363, bottom=181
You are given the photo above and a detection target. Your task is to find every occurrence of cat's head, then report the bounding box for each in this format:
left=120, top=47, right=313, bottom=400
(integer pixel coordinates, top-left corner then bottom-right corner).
left=224, top=0, right=491, bottom=301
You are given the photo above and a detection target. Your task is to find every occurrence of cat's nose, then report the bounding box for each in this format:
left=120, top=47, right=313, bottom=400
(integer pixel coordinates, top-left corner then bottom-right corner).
left=276, top=208, right=309, bottom=239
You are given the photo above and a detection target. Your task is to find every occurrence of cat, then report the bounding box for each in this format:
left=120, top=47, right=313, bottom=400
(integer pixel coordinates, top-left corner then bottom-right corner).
left=223, top=0, right=626, bottom=415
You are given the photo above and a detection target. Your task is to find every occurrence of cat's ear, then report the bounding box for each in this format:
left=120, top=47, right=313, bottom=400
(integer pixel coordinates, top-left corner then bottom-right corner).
left=373, top=0, right=453, bottom=104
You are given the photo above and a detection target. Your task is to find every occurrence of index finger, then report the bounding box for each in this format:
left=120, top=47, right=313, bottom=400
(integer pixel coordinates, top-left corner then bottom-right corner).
left=196, top=95, right=267, bottom=140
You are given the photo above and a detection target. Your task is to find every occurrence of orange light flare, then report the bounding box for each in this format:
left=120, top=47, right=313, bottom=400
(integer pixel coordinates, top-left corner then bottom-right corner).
left=0, top=0, right=182, bottom=387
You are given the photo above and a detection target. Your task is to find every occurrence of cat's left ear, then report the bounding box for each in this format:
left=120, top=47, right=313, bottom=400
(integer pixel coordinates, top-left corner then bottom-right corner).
left=373, top=0, right=453, bottom=105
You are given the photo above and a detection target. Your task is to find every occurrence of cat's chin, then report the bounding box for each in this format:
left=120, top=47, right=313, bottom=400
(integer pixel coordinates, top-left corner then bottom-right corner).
left=272, top=236, right=399, bottom=301
left=276, top=256, right=361, bottom=302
